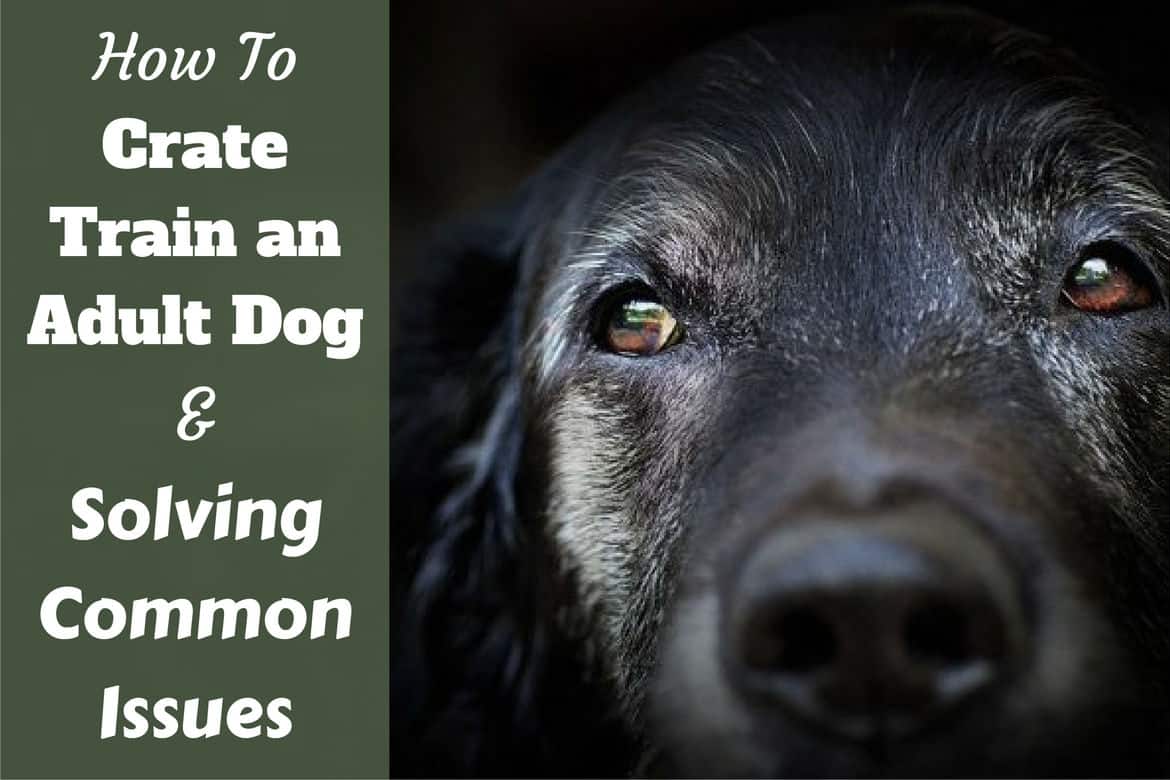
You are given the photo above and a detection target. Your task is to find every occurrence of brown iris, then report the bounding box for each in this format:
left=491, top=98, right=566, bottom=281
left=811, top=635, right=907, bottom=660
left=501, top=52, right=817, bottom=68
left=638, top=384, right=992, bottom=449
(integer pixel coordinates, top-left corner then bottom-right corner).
left=604, top=297, right=680, bottom=356
left=1062, top=247, right=1156, bottom=314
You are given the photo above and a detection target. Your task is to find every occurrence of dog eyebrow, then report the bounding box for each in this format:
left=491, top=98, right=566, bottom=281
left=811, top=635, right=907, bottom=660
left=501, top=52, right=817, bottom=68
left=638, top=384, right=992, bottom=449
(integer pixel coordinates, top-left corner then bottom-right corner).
left=971, top=96, right=1170, bottom=271
left=564, top=216, right=757, bottom=331
left=566, top=224, right=699, bottom=292
left=563, top=132, right=793, bottom=298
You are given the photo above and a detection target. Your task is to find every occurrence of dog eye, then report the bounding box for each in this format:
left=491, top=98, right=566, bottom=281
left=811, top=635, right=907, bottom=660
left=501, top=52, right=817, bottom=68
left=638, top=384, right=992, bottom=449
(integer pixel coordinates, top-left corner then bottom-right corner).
left=1061, top=243, right=1158, bottom=314
left=602, top=294, right=681, bottom=356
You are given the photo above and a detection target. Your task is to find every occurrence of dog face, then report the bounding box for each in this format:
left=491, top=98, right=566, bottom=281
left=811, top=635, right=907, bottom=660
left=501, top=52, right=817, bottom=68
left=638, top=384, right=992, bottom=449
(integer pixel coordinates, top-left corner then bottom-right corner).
left=393, top=7, right=1169, bottom=776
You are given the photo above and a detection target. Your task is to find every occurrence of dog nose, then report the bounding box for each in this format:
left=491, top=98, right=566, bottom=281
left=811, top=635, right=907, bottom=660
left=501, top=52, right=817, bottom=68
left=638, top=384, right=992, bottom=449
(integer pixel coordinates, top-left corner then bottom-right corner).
left=726, top=523, right=1025, bottom=741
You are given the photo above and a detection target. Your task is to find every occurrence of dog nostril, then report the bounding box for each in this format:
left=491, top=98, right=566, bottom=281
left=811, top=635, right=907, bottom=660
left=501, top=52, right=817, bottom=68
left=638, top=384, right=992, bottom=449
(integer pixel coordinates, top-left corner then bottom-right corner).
left=903, top=600, right=973, bottom=666
left=742, top=605, right=838, bottom=673
left=777, top=608, right=837, bottom=671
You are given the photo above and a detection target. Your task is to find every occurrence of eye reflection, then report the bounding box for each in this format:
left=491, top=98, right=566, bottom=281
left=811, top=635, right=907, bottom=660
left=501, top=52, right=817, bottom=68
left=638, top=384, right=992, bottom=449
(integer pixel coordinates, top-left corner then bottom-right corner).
left=604, top=298, right=680, bottom=356
left=1062, top=246, right=1156, bottom=314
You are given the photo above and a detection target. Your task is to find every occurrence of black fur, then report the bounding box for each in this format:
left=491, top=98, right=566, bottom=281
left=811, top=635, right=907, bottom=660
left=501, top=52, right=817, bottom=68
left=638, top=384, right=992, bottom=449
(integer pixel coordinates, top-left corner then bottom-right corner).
left=392, top=6, right=1169, bottom=776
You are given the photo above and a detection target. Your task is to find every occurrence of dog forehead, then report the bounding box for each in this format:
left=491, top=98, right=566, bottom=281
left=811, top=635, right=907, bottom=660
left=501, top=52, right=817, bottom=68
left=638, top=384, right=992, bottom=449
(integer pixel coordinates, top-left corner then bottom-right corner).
left=551, top=14, right=1157, bottom=308
left=523, top=8, right=1167, bottom=393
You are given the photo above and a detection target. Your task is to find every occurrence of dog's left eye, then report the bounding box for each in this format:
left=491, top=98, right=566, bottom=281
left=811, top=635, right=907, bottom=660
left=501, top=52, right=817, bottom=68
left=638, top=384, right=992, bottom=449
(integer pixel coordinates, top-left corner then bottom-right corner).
left=602, top=294, right=681, bottom=356
left=1062, top=243, right=1158, bottom=314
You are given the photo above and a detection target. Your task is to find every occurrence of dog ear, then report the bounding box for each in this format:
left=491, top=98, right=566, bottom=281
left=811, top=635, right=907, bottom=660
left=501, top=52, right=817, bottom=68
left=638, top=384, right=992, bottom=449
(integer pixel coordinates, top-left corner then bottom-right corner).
left=390, top=197, right=528, bottom=546
left=392, top=168, right=634, bottom=774
left=390, top=193, right=548, bottom=774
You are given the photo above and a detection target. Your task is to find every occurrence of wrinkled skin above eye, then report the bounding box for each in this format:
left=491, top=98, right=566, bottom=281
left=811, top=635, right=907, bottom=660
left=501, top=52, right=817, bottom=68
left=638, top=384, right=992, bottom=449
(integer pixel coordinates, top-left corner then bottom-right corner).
left=1062, top=251, right=1157, bottom=313
left=604, top=298, right=681, bottom=356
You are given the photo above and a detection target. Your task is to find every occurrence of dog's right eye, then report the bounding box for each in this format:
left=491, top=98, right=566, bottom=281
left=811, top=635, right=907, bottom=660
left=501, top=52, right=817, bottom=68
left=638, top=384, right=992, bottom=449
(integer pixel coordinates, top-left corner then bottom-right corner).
left=1061, top=242, right=1160, bottom=314
left=599, top=291, right=681, bottom=356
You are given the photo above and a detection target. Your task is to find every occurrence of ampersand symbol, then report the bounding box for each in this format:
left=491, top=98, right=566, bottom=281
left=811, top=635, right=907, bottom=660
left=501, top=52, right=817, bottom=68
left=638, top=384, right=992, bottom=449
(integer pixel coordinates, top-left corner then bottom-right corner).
left=177, top=385, right=217, bottom=442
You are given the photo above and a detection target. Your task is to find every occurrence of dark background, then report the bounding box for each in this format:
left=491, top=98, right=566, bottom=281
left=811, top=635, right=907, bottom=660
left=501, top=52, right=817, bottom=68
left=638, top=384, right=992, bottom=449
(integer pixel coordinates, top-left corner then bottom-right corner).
left=389, top=0, right=1163, bottom=315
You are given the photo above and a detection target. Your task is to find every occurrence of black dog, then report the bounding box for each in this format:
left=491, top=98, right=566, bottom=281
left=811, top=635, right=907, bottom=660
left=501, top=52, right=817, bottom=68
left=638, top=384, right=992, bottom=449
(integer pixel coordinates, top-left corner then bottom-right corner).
left=391, top=6, right=1169, bottom=776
